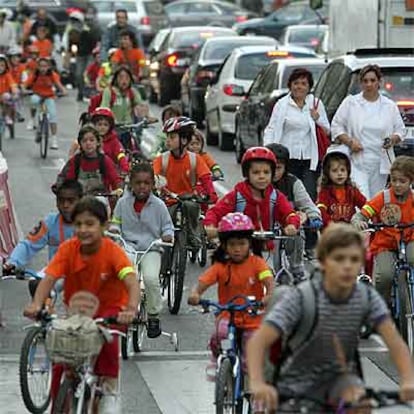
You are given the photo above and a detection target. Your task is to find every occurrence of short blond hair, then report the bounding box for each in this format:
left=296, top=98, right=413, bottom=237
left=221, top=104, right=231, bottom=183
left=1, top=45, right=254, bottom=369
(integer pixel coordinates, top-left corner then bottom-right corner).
left=390, top=156, right=414, bottom=181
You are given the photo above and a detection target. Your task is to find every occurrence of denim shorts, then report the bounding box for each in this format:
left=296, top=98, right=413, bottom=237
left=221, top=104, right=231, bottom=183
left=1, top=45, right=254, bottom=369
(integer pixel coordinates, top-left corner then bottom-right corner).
left=31, top=94, right=57, bottom=124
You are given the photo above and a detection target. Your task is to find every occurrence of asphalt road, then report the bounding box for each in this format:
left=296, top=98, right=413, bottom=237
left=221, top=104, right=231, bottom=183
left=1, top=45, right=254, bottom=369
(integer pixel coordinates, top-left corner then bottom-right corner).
left=0, top=93, right=412, bottom=413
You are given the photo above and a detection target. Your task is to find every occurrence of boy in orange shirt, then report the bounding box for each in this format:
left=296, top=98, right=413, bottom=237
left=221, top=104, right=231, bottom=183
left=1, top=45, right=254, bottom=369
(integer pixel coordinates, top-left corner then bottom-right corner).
left=153, top=116, right=217, bottom=249
left=24, top=57, right=67, bottom=149
left=0, top=55, right=19, bottom=125
left=352, top=156, right=414, bottom=304
left=188, top=212, right=273, bottom=380
left=32, top=25, right=53, bottom=58
left=111, top=30, right=146, bottom=83
left=24, top=196, right=140, bottom=413
left=24, top=45, right=40, bottom=78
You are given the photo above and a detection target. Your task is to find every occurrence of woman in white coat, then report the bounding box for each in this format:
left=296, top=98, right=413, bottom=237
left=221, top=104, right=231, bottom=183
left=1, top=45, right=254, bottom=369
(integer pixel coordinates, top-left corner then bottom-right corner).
left=263, top=68, right=330, bottom=201
left=331, top=64, right=406, bottom=199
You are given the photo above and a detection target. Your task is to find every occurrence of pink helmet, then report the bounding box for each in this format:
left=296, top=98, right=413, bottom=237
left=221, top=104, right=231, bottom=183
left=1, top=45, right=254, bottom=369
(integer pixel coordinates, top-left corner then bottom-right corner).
left=218, top=212, right=254, bottom=237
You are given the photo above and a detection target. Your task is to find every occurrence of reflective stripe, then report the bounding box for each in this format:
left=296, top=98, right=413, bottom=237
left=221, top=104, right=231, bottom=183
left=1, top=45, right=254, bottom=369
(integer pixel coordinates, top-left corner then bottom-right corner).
left=117, top=153, right=125, bottom=160
left=362, top=205, right=376, bottom=217
left=118, top=266, right=135, bottom=280
left=211, top=165, right=221, bottom=171
left=112, top=217, right=122, bottom=224
left=258, top=269, right=272, bottom=281
left=317, top=203, right=327, bottom=210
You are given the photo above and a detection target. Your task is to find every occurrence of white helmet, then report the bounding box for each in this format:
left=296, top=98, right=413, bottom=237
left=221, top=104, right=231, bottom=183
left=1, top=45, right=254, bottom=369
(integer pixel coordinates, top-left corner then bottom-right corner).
left=0, top=8, right=12, bottom=19
left=69, top=10, right=85, bottom=23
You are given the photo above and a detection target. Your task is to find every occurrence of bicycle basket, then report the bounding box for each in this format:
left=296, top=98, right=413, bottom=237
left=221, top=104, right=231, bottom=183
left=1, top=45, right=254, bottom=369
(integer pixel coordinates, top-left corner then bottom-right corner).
left=45, top=314, right=105, bottom=365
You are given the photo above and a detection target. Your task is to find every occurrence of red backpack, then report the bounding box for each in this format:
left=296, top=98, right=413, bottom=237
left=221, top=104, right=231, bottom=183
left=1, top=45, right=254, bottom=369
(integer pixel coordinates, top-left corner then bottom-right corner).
left=88, top=87, right=136, bottom=114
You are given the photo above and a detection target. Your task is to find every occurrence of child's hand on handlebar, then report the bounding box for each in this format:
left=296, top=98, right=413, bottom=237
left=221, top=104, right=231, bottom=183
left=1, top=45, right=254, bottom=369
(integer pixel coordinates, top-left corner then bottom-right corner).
left=400, top=378, right=414, bottom=402
left=353, top=221, right=368, bottom=231
left=283, top=225, right=298, bottom=236
left=117, top=307, right=136, bottom=325
left=23, top=302, right=42, bottom=320
left=205, top=225, right=218, bottom=240
left=187, top=292, right=200, bottom=306
left=250, top=380, right=278, bottom=412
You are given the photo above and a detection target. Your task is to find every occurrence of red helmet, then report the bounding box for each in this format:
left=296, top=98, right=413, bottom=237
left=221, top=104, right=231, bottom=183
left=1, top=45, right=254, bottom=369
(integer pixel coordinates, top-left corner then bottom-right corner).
left=241, top=146, right=277, bottom=178
left=91, top=107, right=115, bottom=129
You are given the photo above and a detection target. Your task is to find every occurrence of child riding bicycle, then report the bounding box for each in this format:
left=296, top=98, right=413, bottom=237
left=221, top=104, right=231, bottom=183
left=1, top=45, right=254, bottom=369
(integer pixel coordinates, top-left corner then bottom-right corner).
left=247, top=223, right=414, bottom=413
left=352, top=156, right=414, bottom=305
left=24, top=197, right=140, bottom=413
left=153, top=116, right=218, bottom=250
left=0, top=54, right=19, bottom=126
left=188, top=212, right=274, bottom=381
left=110, top=162, right=174, bottom=338
left=23, top=56, right=67, bottom=150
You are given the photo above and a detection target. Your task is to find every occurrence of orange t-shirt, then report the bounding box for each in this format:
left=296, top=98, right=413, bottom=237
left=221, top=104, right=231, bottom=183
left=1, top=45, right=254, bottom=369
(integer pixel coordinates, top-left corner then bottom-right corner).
left=25, top=71, right=60, bottom=98
left=10, top=63, right=26, bottom=84
left=32, top=39, right=53, bottom=58
left=111, top=48, right=146, bottom=78
left=153, top=151, right=211, bottom=195
left=0, top=72, right=17, bottom=95
left=198, top=255, right=272, bottom=328
left=361, top=189, right=414, bottom=255
left=45, top=237, right=135, bottom=314
left=200, top=152, right=218, bottom=171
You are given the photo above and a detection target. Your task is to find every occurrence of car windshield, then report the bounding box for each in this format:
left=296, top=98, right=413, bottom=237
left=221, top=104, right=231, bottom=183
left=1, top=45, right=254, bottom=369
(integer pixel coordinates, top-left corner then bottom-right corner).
left=235, top=52, right=276, bottom=80
left=144, top=1, right=164, bottom=15
left=349, top=68, right=414, bottom=102
left=281, top=64, right=326, bottom=87
left=171, top=30, right=232, bottom=49
left=288, top=27, right=326, bottom=45
left=204, top=40, right=276, bottom=60
left=93, top=1, right=137, bottom=13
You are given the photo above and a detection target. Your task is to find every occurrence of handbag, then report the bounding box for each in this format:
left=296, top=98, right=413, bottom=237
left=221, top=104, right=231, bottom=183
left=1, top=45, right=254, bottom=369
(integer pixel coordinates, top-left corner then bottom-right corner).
left=313, top=98, right=331, bottom=161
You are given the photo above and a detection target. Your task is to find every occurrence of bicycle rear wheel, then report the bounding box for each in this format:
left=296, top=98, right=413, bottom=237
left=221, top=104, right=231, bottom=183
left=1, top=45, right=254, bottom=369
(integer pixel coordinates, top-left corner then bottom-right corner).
left=121, top=328, right=133, bottom=360
left=198, top=230, right=207, bottom=267
left=397, top=270, right=412, bottom=346
left=19, top=326, right=51, bottom=413
left=215, top=357, right=235, bottom=414
left=39, top=114, right=49, bottom=159
left=133, top=298, right=147, bottom=352
left=168, top=231, right=187, bottom=314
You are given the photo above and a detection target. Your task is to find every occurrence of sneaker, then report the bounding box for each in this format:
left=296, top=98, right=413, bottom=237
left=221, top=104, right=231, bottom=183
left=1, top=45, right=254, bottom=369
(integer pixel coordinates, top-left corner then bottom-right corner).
left=147, top=317, right=161, bottom=338
left=26, top=119, right=34, bottom=130
left=50, top=136, right=58, bottom=150
left=99, top=395, right=120, bottom=414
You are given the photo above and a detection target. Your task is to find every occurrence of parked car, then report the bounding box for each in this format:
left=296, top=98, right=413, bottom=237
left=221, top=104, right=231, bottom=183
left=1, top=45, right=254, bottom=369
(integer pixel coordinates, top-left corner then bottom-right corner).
left=164, top=0, right=255, bottom=28
left=235, top=57, right=327, bottom=161
left=205, top=45, right=318, bottom=150
left=91, top=0, right=168, bottom=46
left=183, top=35, right=277, bottom=128
left=313, top=48, right=414, bottom=157
left=233, top=0, right=328, bottom=39
left=150, top=26, right=236, bottom=106
left=279, top=24, right=328, bottom=51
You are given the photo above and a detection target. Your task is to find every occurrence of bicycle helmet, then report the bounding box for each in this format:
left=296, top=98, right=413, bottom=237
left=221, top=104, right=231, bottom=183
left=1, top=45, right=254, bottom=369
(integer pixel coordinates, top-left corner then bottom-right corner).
left=163, top=116, right=196, bottom=154
left=7, top=46, right=23, bottom=57
left=218, top=212, right=254, bottom=241
left=322, top=145, right=351, bottom=172
left=241, top=146, right=277, bottom=178
left=91, top=107, right=115, bottom=129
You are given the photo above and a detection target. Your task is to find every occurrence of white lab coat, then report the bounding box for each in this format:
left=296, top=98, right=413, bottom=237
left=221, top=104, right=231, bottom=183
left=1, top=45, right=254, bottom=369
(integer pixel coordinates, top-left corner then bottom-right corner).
left=331, top=92, right=405, bottom=198
left=263, top=93, right=330, bottom=171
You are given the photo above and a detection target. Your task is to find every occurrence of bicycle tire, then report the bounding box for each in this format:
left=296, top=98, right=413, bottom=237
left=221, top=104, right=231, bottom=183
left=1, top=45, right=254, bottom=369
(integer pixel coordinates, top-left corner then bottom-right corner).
left=121, top=329, right=132, bottom=360
left=215, top=357, right=234, bottom=414
left=198, top=231, right=207, bottom=267
left=39, top=115, right=49, bottom=159
left=168, top=231, right=187, bottom=314
left=53, top=376, right=75, bottom=414
left=19, top=327, right=51, bottom=414
left=133, top=299, right=147, bottom=352
left=0, top=119, right=4, bottom=151
left=397, top=270, right=411, bottom=344
left=189, top=250, right=197, bottom=263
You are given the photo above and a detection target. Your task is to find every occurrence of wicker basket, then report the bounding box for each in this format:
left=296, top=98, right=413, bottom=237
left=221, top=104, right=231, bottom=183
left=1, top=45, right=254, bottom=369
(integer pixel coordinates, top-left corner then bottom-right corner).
left=45, top=314, right=105, bottom=366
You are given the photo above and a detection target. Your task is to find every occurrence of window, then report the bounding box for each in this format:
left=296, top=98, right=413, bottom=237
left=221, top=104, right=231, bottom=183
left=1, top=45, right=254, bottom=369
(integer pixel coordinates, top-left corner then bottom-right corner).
left=260, top=64, right=278, bottom=94
left=216, top=2, right=240, bottom=14
left=248, top=67, right=269, bottom=96
left=288, top=27, right=326, bottom=44
left=234, top=53, right=275, bottom=81
left=144, top=1, right=164, bottom=15
left=113, top=1, right=137, bottom=13
left=187, top=3, right=215, bottom=14
left=273, top=4, right=305, bottom=22
left=165, top=3, right=187, bottom=14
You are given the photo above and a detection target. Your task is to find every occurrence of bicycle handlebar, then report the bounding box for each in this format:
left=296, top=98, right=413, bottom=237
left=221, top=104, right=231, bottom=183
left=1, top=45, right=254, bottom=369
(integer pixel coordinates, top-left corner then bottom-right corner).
left=1, top=266, right=41, bottom=281
left=367, top=222, right=414, bottom=230
left=117, top=118, right=157, bottom=130
left=198, top=295, right=263, bottom=315
left=105, top=231, right=174, bottom=252
left=161, top=190, right=211, bottom=204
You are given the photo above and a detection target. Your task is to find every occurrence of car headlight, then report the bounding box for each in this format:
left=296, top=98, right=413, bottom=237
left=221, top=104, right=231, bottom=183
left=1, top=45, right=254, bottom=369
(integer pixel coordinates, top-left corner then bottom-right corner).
left=150, top=61, right=160, bottom=71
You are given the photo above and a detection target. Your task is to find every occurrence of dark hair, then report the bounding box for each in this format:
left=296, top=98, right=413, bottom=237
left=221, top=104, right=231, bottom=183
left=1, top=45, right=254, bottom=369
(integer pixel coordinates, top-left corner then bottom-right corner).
left=56, top=180, right=83, bottom=198
left=77, top=124, right=100, bottom=145
left=191, top=129, right=205, bottom=153
left=129, top=161, right=155, bottom=182
left=211, top=237, right=262, bottom=264
left=119, top=29, right=137, bottom=48
left=161, top=104, right=182, bottom=123
left=390, top=155, right=414, bottom=181
left=111, top=66, right=134, bottom=88
left=359, top=64, right=382, bottom=82
left=115, top=9, right=128, bottom=17
left=287, top=68, right=314, bottom=90
left=79, top=112, right=91, bottom=126
left=321, top=153, right=351, bottom=187
left=71, top=196, right=108, bottom=224
left=316, top=223, right=365, bottom=262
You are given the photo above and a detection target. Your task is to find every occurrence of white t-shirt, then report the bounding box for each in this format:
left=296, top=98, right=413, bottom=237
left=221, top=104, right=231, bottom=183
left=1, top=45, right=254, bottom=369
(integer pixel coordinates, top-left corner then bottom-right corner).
left=280, top=97, right=312, bottom=160
left=360, top=97, right=385, bottom=160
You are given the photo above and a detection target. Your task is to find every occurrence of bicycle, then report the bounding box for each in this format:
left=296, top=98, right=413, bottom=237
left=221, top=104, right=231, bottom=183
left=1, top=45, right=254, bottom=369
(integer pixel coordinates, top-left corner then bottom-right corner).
left=198, top=295, right=263, bottom=414
left=1, top=266, right=56, bottom=414
left=366, top=222, right=414, bottom=352
left=105, top=231, right=179, bottom=359
left=35, top=98, right=49, bottom=159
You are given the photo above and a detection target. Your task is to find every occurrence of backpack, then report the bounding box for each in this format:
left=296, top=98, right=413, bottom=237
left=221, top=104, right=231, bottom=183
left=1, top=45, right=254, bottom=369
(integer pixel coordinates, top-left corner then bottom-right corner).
left=87, top=87, right=135, bottom=114
left=160, top=151, right=197, bottom=187
left=74, top=153, right=106, bottom=179
left=235, top=188, right=278, bottom=229
left=266, top=274, right=372, bottom=383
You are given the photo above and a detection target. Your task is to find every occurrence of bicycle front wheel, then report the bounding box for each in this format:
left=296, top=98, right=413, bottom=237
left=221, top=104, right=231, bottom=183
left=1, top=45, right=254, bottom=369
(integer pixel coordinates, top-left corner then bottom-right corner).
left=0, top=119, right=4, bottom=151
left=39, top=115, right=49, bottom=159
left=397, top=270, right=412, bottom=345
left=215, top=358, right=235, bottom=414
left=121, top=328, right=133, bottom=360
left=133, top=299, right=147, bottom=352
left=19, top=326, right=51, bottom=414
left=168, top=231, right=187, bottom=314
left=198, top=229, right=208, bottom=267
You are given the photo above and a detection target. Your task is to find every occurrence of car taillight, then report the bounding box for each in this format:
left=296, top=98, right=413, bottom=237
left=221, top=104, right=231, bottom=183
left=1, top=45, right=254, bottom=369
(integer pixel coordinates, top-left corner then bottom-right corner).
left=235, top=15, right=247, bottom=23
left=166, top=54, right=178, bottom=67
left=223, top=84, right=244, bottom=96
left=141, top=16, right=150, bottom=25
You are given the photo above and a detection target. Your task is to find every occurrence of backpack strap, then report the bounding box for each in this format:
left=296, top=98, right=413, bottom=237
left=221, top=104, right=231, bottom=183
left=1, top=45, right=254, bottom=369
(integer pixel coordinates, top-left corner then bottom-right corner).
left=74, top=153, right=81, bottom=179
left=383, top=188, right=391, bottom=204
left=98, top=153, right=106, bottom=176
left=161, top=151, right=170, bottom=177
left=188, top=151, right=197, bottom=187
left=235, top=191, right=246, bottom=213
left=269, top=188, right=277, bottom=230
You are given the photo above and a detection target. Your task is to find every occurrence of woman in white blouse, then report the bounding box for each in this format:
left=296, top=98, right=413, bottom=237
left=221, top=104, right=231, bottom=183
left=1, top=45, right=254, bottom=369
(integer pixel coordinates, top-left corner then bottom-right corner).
left=263, top=68, right=330, bottom=201
left=331, top=64, right=406, bottom=199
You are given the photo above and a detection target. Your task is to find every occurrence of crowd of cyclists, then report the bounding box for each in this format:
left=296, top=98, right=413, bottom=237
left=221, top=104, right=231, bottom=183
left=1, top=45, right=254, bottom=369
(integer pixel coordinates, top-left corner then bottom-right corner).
left=0, top=4, right=413, bottom=414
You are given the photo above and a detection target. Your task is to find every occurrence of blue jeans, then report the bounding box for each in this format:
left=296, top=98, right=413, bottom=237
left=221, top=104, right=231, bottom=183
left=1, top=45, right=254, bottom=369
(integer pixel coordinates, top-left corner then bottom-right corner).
left=30, top=95, right=57, bottom=124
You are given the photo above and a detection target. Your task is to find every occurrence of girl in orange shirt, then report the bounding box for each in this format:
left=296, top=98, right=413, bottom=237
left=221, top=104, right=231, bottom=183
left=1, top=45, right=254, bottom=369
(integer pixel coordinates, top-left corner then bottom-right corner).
left=188, top=212, right=274, bottom=381
left=32, top=25, right=53, bottom=58
left=0, top=55, right=19, bottom=125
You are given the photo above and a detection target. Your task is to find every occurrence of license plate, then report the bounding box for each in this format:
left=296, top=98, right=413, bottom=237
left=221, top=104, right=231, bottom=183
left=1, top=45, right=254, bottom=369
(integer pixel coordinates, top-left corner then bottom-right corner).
left=176, top=58, right=189, bottom=66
